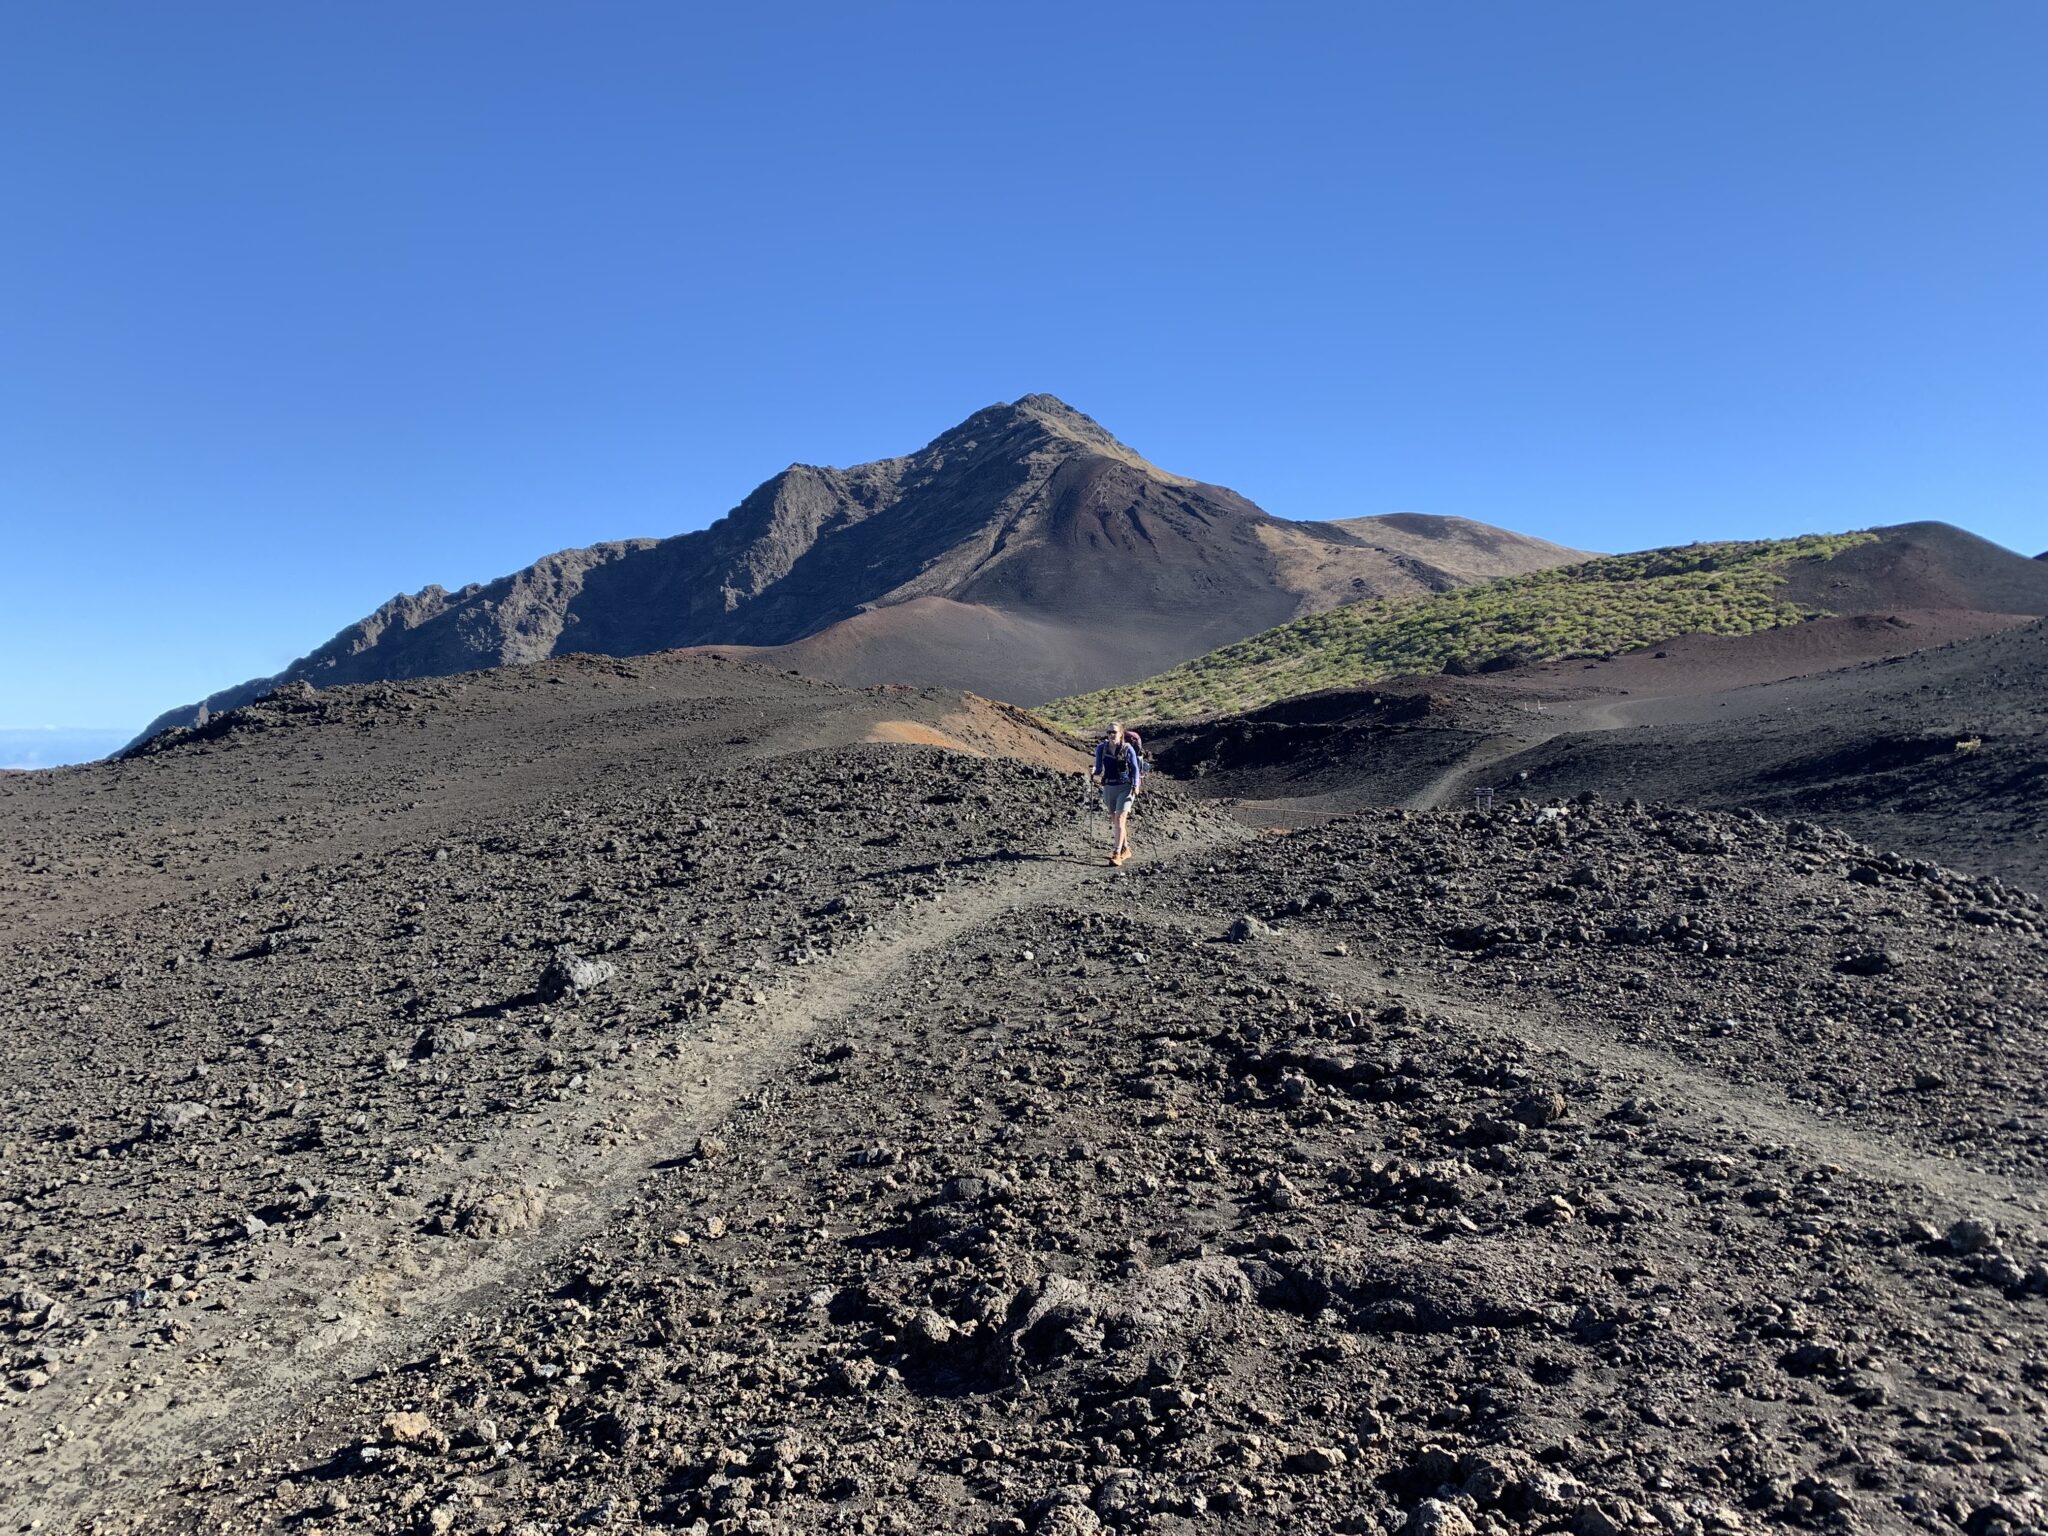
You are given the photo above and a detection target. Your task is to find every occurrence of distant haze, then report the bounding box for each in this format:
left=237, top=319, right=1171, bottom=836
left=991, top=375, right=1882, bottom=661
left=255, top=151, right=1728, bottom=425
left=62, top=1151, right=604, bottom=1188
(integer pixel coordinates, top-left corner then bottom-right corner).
left=0, top=729, right=128, bottom=771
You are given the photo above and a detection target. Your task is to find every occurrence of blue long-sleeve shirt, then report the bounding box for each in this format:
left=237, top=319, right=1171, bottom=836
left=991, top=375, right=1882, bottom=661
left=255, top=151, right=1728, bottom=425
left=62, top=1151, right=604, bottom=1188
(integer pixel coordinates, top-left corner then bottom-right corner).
left=1093, top=739, right=1142, bottom=789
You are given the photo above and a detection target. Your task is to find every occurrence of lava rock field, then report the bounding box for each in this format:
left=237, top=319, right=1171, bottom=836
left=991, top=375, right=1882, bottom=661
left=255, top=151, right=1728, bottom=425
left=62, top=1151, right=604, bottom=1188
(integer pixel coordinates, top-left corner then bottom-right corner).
left=3, top=655, right=2046, bottom=1536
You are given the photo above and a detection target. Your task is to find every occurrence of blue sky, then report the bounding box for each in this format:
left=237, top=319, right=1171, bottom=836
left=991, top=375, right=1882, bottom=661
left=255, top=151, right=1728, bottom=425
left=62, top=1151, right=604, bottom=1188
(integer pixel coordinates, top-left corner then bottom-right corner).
left=3, top=2, right=2042, bottom=743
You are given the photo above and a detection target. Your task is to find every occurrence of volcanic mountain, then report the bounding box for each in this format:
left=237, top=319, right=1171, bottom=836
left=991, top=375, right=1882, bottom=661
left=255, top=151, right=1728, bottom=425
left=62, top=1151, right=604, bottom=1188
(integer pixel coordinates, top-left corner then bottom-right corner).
left=132, top=396, right=1584, bottom=742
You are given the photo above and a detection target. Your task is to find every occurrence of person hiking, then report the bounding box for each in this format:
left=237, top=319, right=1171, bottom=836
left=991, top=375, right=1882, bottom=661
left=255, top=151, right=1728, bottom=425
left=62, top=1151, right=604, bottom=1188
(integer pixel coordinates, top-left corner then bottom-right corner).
left=1090, top=722, right=1144, bottom=866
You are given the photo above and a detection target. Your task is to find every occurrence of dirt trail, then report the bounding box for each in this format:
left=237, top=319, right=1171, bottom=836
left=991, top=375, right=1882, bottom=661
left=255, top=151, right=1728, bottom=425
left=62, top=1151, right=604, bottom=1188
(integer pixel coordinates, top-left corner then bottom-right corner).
left=3, top=811, right=1246, bottom=1524
left=1032, top=873, right=2048, bottom=1230
left=1276, top=936, right=2048, bottom=1227
left=9, top=658, right=2045, bottom=1535
left=1402, top=733, right=1551, bottom=811
left=141, top=797, right=2048, bottom=1536
left=1402, top=694, right=1655, bottom=812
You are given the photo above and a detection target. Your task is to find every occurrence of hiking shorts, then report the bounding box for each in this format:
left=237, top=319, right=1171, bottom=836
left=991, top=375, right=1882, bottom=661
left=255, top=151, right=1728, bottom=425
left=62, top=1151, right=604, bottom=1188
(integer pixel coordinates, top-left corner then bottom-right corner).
left=1100, top=782, right=1135, bottom=815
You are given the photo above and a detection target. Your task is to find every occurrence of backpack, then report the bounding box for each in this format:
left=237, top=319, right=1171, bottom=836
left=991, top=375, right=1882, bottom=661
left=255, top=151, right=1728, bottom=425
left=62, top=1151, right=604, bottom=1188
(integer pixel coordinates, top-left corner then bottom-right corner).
left=1098, top=735, right=1145, bottom=784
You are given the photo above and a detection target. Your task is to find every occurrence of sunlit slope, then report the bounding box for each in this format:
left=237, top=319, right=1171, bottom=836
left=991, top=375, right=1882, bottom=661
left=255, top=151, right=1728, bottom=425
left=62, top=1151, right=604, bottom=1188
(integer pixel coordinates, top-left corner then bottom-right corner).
left=1045, top=532, right=1876, bottom=726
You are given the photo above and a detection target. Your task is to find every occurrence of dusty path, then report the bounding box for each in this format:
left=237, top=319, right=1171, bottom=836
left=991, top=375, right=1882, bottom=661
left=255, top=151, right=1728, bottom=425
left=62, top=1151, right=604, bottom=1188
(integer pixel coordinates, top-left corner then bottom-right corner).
left=130, top=798, right=2048, bottom=1536
left=1278, top=935, right=2048, bottom=1227
left=1033, top=876, right=2048, bottom=1233
left=1402, top=732, right=1551, bottom=811
left=1401, top=696, right=1655, bottom=813
left=8, top=656, right=2045, bottom=1536
left=0, top=807, right=1244, bottom=1529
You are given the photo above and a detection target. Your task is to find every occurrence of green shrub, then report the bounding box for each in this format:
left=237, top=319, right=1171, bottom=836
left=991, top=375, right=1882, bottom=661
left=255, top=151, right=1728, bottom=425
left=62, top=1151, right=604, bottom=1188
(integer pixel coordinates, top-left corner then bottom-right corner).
left=1041, top=531, right=1875, bottom=728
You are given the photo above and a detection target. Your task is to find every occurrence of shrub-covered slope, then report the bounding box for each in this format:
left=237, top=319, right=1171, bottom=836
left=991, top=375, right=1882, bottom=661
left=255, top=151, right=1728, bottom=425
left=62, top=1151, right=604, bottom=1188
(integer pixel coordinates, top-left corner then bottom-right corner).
left=1047, top=532, right=1876, bottom=726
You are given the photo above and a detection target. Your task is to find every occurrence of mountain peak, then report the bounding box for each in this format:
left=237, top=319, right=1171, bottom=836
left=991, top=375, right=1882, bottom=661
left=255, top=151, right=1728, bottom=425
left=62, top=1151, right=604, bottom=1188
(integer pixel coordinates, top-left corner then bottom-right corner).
left=1009, top=391, right=1089, bottom=422
left=1005, top=392, right=1118, bottom=444
left=932, top=394, right=1170, bottom=478
left=128, top=395, right=1591, bottom=744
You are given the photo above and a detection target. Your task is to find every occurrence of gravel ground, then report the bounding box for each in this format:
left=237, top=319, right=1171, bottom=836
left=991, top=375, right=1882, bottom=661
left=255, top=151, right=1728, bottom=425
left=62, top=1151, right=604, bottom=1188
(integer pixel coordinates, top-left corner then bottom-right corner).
left=4, top=654, right=2047, bottom=1536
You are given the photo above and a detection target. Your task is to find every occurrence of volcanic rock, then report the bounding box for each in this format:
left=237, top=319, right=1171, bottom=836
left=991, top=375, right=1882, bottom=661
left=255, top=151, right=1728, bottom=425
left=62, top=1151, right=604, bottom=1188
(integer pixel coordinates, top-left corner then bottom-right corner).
left=539, top=947, right=617, bottom=1000
left=5, top=645, right=2046, bottom=1534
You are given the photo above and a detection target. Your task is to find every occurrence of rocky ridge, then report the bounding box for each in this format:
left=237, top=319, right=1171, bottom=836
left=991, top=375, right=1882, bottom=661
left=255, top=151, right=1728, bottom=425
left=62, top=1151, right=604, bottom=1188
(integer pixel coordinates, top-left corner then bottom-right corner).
left=131, top=398, right=1584, bottom=742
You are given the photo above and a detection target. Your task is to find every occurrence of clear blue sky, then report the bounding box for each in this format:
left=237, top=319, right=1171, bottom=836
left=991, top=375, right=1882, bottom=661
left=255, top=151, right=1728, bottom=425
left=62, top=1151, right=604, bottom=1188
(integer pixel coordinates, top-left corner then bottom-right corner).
left=3, top=2, right=2042, bottom=741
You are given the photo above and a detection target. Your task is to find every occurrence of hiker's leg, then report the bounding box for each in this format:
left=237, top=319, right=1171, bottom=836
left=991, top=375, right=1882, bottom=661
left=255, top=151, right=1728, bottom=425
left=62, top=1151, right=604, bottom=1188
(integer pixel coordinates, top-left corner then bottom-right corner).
left=1112, top=804, right=1130, bottom=857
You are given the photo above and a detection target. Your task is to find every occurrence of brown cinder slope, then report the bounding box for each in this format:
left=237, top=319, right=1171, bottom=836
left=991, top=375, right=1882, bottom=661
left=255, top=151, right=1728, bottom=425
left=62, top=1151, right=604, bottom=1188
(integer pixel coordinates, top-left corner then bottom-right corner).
left=1155, top=611, right=2048, bottom=889
left=131, top=396, right=1579, bottom=738
left=1479, top=616, right=2048, bottom=888
left=690, top=595, right=1133, bottom=701
left=1331, top=511, right=1591, bottom=583
left=1776, top=520, right=2048, bottom=615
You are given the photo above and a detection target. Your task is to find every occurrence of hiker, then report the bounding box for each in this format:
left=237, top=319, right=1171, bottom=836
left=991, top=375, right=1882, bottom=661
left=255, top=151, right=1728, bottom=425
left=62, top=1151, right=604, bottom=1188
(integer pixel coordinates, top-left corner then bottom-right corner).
left=1091, top=721, right=1144, bottom=866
